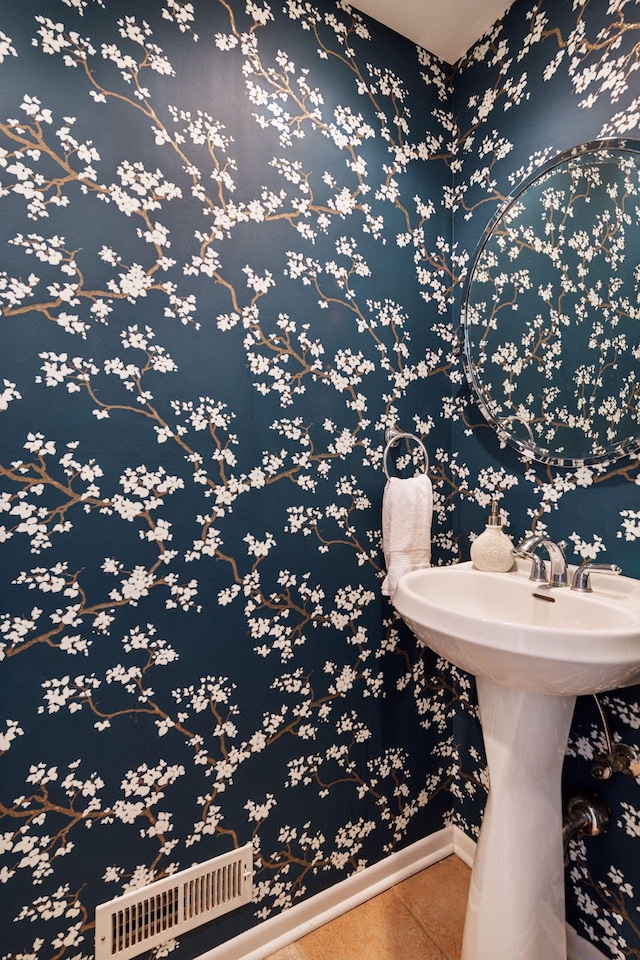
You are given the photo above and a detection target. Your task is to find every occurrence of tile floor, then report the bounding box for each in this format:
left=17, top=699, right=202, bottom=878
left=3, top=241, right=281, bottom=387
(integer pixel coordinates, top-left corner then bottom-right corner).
left=264, top=854, right=471, bottom=960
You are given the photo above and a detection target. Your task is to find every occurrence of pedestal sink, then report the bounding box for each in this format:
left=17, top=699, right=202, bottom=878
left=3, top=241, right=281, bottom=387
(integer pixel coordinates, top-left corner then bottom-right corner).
left=393, top=560, right=640, bottom=960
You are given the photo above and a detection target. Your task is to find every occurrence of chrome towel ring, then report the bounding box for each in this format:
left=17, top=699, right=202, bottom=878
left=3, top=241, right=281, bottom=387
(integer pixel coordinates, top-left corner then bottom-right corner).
left=383, top=426, right=429, bottom=479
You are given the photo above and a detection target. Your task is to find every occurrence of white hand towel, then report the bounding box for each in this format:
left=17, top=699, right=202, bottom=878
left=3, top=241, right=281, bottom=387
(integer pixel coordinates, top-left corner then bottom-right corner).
left=381, top=474, right=433, bottom=600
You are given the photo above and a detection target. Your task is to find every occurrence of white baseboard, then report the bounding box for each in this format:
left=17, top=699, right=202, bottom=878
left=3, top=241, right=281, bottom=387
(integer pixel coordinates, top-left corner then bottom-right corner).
left=452, top=823, right=476, bottom=867
left=567, top=926, right=608, bottom=960
left=196, top=826, right=455, bottom=960
left=196, top=823, right=607, bottom=960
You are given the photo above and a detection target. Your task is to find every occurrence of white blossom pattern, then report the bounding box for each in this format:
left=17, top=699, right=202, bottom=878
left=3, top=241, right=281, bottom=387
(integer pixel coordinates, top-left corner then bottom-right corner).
left=1, top=1, right=640, bottom=959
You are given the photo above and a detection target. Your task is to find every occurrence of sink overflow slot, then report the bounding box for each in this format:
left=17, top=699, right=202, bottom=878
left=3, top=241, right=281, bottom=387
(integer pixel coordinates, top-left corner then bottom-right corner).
left=532, top=592, right=556, bottom=603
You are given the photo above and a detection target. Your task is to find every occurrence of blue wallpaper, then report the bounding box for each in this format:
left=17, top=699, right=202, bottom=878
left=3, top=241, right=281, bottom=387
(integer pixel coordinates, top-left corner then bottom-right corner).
left=455, top=1, right=640, bottom=957
left=0, top=3, right=466, bottom=959
left=1, top=0, right=640, bottom=959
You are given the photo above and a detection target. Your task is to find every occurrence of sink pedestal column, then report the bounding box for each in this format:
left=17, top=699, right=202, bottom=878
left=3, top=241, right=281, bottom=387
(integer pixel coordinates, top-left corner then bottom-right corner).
left=461, top=678, right=577, bottom=960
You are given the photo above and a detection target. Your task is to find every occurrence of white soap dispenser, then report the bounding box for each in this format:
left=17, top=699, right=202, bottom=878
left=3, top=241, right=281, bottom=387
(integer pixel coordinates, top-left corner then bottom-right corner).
left=470, top=500, right=515, bottom=572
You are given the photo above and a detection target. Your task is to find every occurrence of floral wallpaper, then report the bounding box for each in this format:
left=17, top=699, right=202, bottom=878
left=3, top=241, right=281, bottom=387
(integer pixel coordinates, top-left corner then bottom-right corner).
left=1, top=1, right=640, bottom=960
left=0, top=2, right=470, bottom=959
left=454, top=1, right=640, bottom=957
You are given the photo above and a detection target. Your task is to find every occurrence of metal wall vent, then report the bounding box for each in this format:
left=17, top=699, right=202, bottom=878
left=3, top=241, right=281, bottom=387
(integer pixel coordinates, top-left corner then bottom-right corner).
left=95, top=844, right=253, bottom=960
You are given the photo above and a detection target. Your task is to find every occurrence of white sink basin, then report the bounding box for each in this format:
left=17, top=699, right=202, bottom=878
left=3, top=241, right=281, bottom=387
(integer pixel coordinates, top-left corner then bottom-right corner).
left=393, top=560, right=640, bottom=695
left=395, top=560, right=640, bottom=960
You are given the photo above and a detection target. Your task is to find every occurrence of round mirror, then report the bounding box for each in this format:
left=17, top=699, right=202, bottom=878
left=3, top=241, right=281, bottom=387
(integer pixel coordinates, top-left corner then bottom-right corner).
left=462, top=138, right=640, bottom=466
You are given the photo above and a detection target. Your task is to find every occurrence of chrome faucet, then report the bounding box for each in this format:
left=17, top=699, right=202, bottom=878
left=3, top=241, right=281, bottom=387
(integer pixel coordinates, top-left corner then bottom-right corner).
left=514, top=540, right=547, bottom=583
left=515, top=534, right=568, bottom=587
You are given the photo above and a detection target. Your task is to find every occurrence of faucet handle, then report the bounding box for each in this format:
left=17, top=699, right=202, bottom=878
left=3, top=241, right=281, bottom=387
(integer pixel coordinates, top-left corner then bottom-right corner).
left=571, top=562, right=622, bottom=593
left=514, top=549, right=547, bottom=583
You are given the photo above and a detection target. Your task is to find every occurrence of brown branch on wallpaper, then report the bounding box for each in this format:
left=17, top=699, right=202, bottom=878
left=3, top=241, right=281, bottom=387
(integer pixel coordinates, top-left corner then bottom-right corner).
left=475, top=174, right=638, bottom=434
left=15, top=881, right=95, bottom=960
left=253, top=748, right=478, bottom=900
left=308, top=519, right=383, bottom=573
left=297, top=8, right=477, bottom=290
left=12, top=6, right=468, bottom=321
left=3, top=242, right=405, bottom=546
left=0, top=7, right=467, bottom=438
left=50, top=899, right=93, bottom=960
left=2, top=563, right=397, bottom=889
left=58, top=19, right=379, bottom=244
left=0, top=774, right=181, bottom=951
left=536, top=1, right=640, bottom=68
left=0, top=681, right=237, bottom=875
left=428, top=461, right=473, bottom=510
left=9, top=341, right=334, bottom=487
left=2, top=567, right=178, bottom=658
left=0, top=118, right=183, bottom=281
left=571, top=851, right=640, bottom=959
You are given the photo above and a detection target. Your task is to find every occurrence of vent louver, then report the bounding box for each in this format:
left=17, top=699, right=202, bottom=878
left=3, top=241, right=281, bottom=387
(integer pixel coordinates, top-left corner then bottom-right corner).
left=95, top=844, right=253, bottom=960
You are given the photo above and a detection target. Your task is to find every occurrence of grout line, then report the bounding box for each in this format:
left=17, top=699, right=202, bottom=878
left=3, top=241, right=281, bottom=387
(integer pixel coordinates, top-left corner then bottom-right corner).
left=391, top=886, right=455, bottom=960
left=389, top=889, right=450, bottom=959
left=393, top=855, right=468, bottom=960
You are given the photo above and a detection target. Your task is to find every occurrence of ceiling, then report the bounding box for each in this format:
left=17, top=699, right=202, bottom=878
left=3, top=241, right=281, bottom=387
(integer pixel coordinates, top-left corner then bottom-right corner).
left=349, top=0, right=513, bottom=64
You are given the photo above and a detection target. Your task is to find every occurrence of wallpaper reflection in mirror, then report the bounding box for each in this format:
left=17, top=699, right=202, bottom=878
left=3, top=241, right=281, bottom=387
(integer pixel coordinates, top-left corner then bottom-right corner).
left=464, top=140, right=640, bottom=465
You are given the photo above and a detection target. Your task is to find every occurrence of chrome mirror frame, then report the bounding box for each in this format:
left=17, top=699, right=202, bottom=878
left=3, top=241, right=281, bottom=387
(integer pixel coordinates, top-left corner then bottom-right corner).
left=461, top=138, right=640, bottom=467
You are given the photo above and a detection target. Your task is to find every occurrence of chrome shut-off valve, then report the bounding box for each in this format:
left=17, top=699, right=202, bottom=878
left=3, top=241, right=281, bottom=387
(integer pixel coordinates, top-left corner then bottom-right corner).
left=592, top=743, right=640, bottom=781
left=590, top=694, right=640, bottom=781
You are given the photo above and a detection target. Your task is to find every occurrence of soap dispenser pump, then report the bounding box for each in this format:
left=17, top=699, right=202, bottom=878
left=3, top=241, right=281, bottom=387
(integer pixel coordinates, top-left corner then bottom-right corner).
left=470, top=500, right=515, bottom=572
